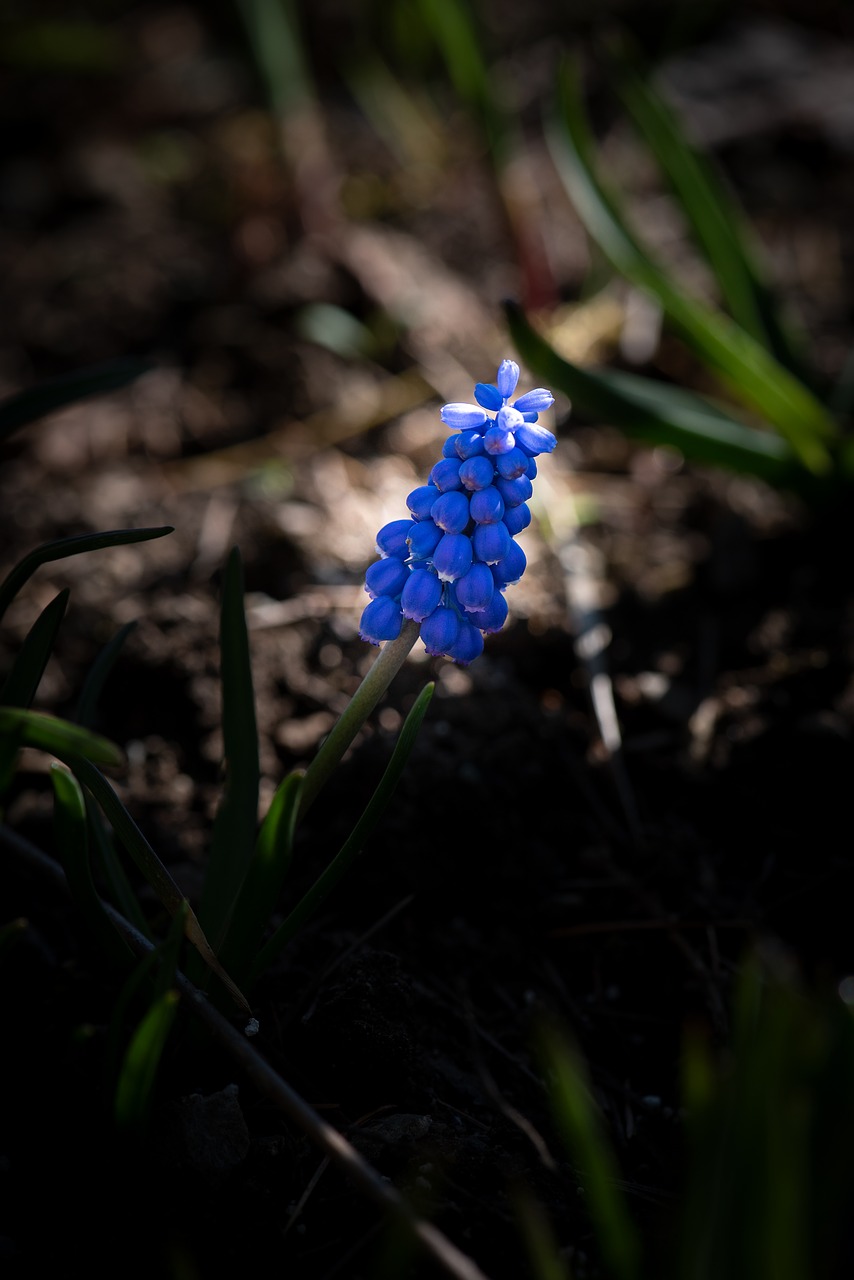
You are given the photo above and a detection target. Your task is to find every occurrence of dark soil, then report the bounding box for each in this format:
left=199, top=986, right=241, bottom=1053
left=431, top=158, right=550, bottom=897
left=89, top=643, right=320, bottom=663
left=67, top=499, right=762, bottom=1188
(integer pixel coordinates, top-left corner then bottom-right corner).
left=3, top=3, right=854, bottom=1278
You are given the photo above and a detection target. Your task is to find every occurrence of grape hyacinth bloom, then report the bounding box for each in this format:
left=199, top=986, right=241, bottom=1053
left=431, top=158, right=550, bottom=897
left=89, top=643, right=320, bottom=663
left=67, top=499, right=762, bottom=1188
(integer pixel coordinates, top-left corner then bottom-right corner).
left=360, top=360, right=556, bottom=664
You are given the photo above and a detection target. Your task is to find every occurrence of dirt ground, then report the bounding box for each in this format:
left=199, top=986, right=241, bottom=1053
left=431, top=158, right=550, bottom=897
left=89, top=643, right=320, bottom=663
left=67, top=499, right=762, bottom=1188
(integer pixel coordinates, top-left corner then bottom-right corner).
left=3, top=3, right=854, bottom=1277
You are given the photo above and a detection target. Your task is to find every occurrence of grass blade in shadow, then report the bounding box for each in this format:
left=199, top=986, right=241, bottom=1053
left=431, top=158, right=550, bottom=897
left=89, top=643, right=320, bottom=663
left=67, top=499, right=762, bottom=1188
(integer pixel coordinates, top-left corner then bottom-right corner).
left=85, top=793, right=152, bottom=940
left=540, top=1023, right=640, bottom=1280
left=0, top=526, right=173, bottom=624
left=0, top=357, right=151, bottom=443
left=198, top=547, right=260, bottom=953
left=62, top=753, right=252, bottom=1015
left=113, top=988, right=180, bottom=1134
left=549, top=60, right=836, bottom=472
left=506, top=301, right=802, bottom=486
left=220, top=768, right=303, bottom=986
left=610, top=45, right=807, bottom=379
left=0, top=588, right=69, bottom=708
left=0, top=706, right=122, bottom=767
left=251, top=681, right=434, bottom=981
left=74, top=620, right=137, bottom=729
left=51, top=762, right=132, bottom=964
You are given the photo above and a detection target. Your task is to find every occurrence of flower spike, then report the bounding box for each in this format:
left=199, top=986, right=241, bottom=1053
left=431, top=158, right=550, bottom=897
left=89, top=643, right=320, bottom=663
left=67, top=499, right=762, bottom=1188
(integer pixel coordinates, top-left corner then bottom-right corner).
left=360, top=361, right=556, bottom=664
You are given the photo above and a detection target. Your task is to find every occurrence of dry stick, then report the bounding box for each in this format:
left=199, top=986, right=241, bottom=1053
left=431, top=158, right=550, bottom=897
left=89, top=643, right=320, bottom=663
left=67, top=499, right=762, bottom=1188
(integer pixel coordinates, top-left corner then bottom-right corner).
left=546, top=480, right=643, bottom=848
left=1, top=824, right=492, bottom=1280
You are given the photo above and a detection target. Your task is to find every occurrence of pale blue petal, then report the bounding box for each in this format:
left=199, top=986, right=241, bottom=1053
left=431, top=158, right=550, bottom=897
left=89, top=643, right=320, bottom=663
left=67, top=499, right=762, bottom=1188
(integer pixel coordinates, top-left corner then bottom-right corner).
left=513, top=387, right=554, bottom=413
left=496, top=359, right=520, bottom=399
left=440, top=402, right=489, bottom=429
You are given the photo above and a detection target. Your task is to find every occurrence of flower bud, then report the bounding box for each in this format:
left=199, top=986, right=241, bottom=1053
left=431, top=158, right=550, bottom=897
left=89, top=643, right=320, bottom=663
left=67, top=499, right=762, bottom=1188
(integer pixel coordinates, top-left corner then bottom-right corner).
left=494, top=474, right=533, bottom=507
left=455, top=563, right=495, bottom=612
left=458, top=455, right=495, bottom=491
left=401, top=567, right=443, bottom=621
left=440, top=403, right=488, bottom=430
left=359, top=596, right=403, bottom=644
left=376, top=519, right=414, bottom=559
left=407, top=484, right=440, bottom=520
left=430, top=458, right=463, bottom=491
left=407, top=519, right=443, bottom=558
left=472, top=521, right=511, bottom=564
left=503, top=502, right=531, bottom=536
left=431, top=490, right=471, bottom=534
left=365, top=558, right=409, bottom=599
left=421, top=605, right=461, bottom=655
left=491, top=539, right=527, bottom=587
left=469, top=486, right=505, bottom=525
left=433, top=532, right=473, bottom=582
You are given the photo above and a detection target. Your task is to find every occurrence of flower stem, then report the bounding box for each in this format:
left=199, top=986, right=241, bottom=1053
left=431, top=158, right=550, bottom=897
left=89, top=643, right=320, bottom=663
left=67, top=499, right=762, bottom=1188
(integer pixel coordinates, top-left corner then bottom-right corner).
left=298, top=618, right=420, bottom=818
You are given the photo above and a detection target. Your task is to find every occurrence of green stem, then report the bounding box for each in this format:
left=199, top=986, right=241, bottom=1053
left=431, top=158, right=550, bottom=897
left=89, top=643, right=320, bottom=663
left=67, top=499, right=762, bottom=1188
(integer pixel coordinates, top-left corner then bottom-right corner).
left=299, top=618, right=420, bottom=818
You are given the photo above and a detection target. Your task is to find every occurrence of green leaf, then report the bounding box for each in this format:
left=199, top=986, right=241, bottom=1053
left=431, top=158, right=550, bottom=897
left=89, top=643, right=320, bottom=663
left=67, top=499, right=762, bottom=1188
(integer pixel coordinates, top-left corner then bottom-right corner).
left=541, top=1024, right=640, bottom=1280
left=113, top=988, right=180, bottom=1133
left=677, top=955, right=841, bottom=1280
left=58, top=753, right=252, bottom=1015
left=413, top=0, right=507, bottom=163
left=0, top=589, right=69, bottom=709
left=197, top=548, right=260, bottom=953
left=251, top=682, right=434, bottom=982
left=85, top=793, right=153, bottom=940
left=74, top=620, right=137, bottom=729
left=506, top=301, right=801, bottom=485
left=0, top=526, right=173, bottom=624
left=610, top=46, right=807, bottom=378
left=0, top=706, right=123, bottom=766
left=549, top=60, right=837, bottom=472
left=220, top=769, right=304, bottom=985
left=104, top=902, right=187, bottom=1100
left=234, top=0, right=312, bottom=118
left=51, top=763, right=131, bottom=964
left=0, top=357, right=151, bottom=442
left=512, top=1188, right=570, bottom=1280
left=112, top=903, right=188, bottom=1137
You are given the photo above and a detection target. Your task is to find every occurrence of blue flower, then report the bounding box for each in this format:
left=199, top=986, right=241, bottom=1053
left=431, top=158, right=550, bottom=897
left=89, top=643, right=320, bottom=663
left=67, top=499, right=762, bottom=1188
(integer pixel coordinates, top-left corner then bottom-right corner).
left=359, top=360, right=556, bottom=663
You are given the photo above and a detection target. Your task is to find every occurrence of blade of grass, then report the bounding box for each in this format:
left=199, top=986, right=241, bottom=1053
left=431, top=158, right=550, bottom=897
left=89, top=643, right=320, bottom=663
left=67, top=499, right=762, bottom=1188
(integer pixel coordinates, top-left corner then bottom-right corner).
left=512, top=1187, right=571, bottom=1280
left=0, top=526, right=173, bottom=624
left=413, top=0, right=507, bottom=164
left=51, top=763, right=132, bottom=964
left=85, top=792, right=153, bottom=939
left=0, top=357, right=151, bottom=442
left=549, top=60, right=837, bottom=472
left=234, top=0, right=311, bottom=118
left=219, top=769, right=304, bottom=985
left=60, top=753, right=252, bottom=1015
left=113, top=988, right=180, bottom=1134
left=0, top=706, right=122, bottom=766
left=0, top=588, right=69, bottom=708
left=103, top=902, right=186, bottom=1098
left=74, top=620, right=137, bottom=728
left=610, top=45, right=808, bottom=379
left=506, top=301, right=803, bottom=485
left=251, top=682, right=433, bottom=982
left=540, top=1024, right=640, bottom=1280
left=678, top=956, right=815, bottom=1280
left=197, top=547, right=260, bottom=953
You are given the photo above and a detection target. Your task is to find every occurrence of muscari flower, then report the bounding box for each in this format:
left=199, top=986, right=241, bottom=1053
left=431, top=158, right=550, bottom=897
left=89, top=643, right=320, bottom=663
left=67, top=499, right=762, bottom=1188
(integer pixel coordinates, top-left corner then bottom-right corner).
left=359, top=360, right=556, bottom=664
